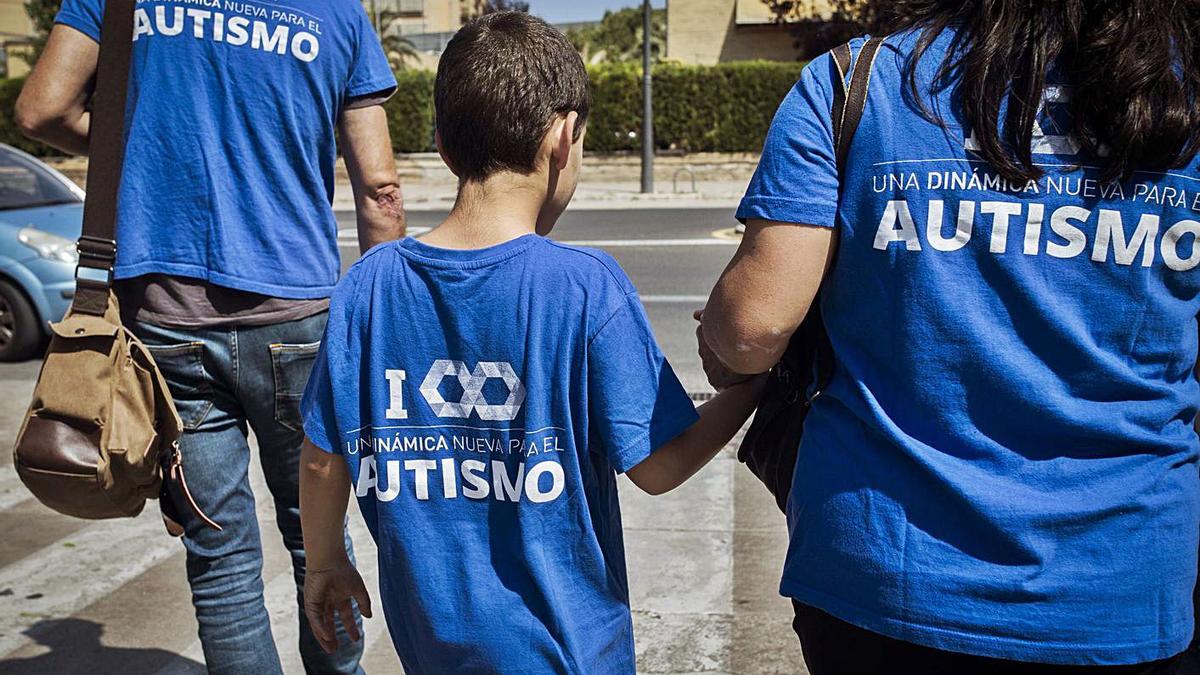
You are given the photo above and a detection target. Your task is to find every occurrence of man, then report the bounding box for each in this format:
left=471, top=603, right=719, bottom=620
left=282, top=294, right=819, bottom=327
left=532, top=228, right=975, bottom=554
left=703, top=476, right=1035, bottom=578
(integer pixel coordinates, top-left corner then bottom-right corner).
left=15, top=0, right=405, bottom=670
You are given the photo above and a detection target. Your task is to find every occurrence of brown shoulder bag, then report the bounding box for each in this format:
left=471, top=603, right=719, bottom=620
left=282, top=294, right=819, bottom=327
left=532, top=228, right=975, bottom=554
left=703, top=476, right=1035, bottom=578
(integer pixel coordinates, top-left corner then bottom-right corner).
left=13, top=0, right=218, bottom=533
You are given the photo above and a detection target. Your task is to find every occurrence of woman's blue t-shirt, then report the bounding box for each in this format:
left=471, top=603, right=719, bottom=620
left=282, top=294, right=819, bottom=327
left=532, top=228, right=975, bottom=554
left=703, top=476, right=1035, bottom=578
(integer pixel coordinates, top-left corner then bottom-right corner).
left=738, top=30, right=1200, bottom=665
left=301, top=236, right=698, bottom=673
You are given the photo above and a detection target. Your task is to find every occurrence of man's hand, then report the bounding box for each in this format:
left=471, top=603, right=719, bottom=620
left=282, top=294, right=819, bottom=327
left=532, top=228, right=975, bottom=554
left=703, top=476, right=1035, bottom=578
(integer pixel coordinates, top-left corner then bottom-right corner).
left=694, top=310, right=754, bottom=391
left=303, top=558, right=373, bottom=654
left=339, top=104, right=406, bottom=252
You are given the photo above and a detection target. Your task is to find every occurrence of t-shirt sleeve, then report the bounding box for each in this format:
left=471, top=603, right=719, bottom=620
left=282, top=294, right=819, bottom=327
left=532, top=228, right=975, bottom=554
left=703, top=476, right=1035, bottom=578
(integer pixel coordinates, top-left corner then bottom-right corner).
left=736, top=52, right=839, bottom=228
left=301, top=271, right=363, bottom=455
left=345, top=7, right=397, bottom=102
left=588, top=292, right=700, bottom=473
left=54, top=0, right=103, bottom=42
left=301, top=332, right=341, bottom=454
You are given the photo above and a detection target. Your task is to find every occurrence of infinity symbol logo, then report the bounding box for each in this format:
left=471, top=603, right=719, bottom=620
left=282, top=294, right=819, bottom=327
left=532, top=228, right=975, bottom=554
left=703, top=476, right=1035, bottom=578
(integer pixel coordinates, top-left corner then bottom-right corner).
left=418, top=360, right=527, bottom=421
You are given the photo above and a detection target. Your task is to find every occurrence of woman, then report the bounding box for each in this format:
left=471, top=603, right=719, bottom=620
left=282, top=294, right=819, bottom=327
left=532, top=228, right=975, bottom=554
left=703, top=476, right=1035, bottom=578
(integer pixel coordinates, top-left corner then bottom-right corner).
left=699, top=1, right=1200, bottom=673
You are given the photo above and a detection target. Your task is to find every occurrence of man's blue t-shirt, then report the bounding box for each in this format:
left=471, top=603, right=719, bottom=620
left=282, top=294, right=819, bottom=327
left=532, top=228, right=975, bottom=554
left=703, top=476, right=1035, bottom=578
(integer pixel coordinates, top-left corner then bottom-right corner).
left=55, top=0, right=395, bottom=298
left=301, top=235, right=699, bottom=673
left=739, top=30, right=1200, bottom=665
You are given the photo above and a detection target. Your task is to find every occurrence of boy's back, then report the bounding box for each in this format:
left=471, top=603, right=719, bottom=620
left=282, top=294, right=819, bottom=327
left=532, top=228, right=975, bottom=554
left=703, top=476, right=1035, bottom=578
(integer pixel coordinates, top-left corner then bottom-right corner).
left=302, top=235, right=698, bottom=672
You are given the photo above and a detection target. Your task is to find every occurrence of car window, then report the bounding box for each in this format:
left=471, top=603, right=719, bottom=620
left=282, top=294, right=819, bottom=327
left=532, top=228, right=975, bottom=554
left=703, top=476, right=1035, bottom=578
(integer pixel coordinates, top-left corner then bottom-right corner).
left=0, top=148, right=82, bottom=211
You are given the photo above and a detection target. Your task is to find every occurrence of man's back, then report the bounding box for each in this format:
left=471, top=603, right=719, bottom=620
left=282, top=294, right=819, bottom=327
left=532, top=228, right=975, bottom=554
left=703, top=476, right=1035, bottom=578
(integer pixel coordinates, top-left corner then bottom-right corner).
left=301, top=235, right=699, bottom=673
left=55, top=0, right=395, bottom=298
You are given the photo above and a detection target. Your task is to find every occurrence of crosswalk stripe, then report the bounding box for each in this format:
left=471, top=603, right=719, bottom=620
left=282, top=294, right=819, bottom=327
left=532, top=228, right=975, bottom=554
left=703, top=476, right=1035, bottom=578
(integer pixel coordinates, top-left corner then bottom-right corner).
left=0, top=509, right=177, bottom=656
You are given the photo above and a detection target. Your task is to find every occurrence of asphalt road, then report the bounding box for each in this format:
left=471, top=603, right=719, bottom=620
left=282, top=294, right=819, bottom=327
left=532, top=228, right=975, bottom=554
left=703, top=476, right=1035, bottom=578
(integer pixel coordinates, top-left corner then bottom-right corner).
left=0, top=208, right=802, bottom=674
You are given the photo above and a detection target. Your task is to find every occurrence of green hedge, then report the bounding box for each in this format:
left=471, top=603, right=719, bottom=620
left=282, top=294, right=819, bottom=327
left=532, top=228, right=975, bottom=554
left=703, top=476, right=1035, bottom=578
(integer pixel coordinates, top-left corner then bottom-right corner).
left=386, top=69, right=437, bottom=154
left=382, top=61, right=807, bottom=154
left=583, top=61, right=806, bottom=153
left=0, top=61, right=805, bottom=157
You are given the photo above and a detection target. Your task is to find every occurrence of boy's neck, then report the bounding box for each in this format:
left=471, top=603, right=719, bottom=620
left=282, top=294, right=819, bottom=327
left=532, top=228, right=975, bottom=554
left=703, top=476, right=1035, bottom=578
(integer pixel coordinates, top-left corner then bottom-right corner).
left=421, top=173, right=546, bottom=250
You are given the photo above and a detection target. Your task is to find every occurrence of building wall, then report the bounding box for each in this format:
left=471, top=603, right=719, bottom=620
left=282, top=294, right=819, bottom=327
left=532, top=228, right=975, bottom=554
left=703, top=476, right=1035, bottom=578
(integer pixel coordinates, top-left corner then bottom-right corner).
left=375, top=0, right=461, bottom=36
left=0, top=0, right=34, bottom=78
left=667, top=0, right=829, bottom=65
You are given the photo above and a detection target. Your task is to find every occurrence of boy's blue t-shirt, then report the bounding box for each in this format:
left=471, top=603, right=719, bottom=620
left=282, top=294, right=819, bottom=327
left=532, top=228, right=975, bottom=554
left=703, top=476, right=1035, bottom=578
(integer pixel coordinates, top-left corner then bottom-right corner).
left=301, top=235, right=698, bottom=673
left=55, top=0, right=395, bottom=298
left=739, top=30, right=1200, bottom=665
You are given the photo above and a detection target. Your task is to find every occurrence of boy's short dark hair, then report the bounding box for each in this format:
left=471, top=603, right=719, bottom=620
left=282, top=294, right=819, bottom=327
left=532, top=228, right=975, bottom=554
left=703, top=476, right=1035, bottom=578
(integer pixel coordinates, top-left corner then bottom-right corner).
left=435, top=11, right=591, bottom=182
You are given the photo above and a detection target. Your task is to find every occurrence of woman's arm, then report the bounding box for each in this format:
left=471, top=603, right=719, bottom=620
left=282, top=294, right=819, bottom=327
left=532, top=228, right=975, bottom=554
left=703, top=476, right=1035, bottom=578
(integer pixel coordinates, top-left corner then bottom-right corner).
left=701, top=219, right=837, bottom=375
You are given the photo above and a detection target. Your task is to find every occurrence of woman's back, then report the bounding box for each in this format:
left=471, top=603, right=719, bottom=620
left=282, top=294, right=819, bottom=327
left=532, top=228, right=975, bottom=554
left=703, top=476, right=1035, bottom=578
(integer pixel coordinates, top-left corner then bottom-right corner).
left=743, top=25, right=1200, bottom=665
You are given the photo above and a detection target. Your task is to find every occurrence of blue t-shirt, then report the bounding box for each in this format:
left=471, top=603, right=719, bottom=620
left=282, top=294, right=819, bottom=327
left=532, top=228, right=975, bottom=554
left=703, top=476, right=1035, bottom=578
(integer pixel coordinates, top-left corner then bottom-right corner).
left=739, top=31, right=1200, bottom=665
left=301, top=235, right=698, bottom=673
left=56, top=0, right=396, bottom=298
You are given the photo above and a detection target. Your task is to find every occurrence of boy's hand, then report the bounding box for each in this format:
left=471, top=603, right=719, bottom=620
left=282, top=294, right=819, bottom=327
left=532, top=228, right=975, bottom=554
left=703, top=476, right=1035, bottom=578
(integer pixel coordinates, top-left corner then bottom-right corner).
left=303, top=559, right=373, bottom=653
left=694, top=310, right=755, bottom=391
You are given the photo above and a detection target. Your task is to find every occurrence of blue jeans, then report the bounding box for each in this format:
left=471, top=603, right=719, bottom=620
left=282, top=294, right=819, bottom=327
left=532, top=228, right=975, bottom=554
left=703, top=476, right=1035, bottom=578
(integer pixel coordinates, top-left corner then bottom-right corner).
left=133, top=312, right=364, bottom=675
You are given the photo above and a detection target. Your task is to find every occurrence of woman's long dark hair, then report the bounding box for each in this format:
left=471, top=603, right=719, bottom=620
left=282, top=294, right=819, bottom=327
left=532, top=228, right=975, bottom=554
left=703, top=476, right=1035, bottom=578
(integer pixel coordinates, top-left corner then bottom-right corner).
left=887, top=0, right=1200, bottom=183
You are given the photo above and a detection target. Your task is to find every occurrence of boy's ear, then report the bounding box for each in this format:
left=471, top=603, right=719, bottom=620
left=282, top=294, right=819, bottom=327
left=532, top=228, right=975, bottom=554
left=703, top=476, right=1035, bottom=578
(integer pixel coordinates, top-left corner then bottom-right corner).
left=435, top=130, right=458, bottom=177
left=552, top=111, right=580, bottom=172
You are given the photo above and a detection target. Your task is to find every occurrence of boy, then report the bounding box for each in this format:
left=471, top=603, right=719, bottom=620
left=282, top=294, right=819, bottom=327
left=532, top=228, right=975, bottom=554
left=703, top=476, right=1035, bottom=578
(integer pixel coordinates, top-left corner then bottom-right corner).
left=298, top=11, right=764, bottom=673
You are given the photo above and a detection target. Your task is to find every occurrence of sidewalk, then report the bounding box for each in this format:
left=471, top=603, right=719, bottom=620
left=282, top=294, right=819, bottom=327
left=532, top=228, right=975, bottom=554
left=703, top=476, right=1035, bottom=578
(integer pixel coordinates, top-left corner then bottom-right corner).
left=42, top=153, right=757, bottom=211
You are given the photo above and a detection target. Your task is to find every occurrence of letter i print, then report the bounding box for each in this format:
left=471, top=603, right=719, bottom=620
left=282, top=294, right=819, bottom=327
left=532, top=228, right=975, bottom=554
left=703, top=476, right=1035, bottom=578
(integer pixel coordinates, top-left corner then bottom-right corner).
left=386, top=370, right=408, bottom=419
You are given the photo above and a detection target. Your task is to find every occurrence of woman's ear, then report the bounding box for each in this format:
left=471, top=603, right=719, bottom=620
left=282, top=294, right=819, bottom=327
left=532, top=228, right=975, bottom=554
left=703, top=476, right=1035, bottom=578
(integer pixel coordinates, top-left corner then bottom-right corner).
left=553, top=111, right=579, bottom=172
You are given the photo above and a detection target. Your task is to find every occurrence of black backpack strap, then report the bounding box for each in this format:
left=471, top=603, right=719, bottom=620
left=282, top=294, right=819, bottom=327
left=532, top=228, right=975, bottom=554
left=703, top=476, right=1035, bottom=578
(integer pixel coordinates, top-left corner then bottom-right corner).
left=74, top=0, right=135, bottom=316
left=809, top=36, right=884, bottom=401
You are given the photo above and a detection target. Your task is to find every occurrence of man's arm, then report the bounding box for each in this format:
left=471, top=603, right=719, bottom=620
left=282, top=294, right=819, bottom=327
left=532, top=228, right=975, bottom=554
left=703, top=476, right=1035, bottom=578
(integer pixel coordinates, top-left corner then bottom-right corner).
left=625, top=376, right=765, bottom=496
left=701, top=219, right=837, bottom=375
left=338, top=105, right=405, bottom=253
left=15, top=25, right=98, bottom=155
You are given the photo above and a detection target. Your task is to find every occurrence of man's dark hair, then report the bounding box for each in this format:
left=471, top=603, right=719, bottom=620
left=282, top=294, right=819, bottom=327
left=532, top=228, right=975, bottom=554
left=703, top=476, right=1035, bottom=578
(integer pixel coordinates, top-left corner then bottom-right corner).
left=435, top=11, right=591, bottom=182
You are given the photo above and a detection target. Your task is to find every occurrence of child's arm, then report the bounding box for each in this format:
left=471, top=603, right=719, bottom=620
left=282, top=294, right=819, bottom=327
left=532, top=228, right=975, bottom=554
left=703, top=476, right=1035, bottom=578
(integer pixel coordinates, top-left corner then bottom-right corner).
left=299, top=438, right=373, bottom=653
left=625, top=376, right=766, bottom=496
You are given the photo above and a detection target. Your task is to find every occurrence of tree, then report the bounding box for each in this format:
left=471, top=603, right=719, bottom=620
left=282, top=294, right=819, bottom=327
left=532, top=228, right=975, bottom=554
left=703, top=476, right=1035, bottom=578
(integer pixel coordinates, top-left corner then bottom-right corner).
left=761, top=0, right=895, bottom=60
left=19, top=0, right=61, bottom=66
left=462, top=0, right=530, bottom=22
left=566, top=7, right=666, bottom=65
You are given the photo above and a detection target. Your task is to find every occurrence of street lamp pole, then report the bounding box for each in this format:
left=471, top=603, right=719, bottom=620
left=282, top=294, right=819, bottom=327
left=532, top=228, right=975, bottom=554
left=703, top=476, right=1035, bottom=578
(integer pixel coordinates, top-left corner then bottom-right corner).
left=640, top=0, right=654, bottom=194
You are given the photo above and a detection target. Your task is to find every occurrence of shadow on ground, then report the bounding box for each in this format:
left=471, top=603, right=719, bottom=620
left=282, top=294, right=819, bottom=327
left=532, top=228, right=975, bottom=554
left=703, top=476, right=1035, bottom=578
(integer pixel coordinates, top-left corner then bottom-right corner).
left=0, top=618, right=203, bottom=674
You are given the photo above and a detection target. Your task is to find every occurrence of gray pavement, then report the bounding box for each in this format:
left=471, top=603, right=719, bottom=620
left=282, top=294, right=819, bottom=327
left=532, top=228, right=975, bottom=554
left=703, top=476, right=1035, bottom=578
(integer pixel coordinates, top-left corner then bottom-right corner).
left=0, top=208, right=804, bottom=674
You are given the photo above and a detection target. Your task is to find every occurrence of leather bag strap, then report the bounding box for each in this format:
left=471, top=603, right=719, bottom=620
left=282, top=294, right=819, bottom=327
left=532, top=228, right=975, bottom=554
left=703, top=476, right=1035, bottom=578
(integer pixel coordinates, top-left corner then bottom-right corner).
left=808, top=36, right=884, bottom=400
left=831, top=36, right=884, bottom=176
left=74, top=0, right=135, bottom=316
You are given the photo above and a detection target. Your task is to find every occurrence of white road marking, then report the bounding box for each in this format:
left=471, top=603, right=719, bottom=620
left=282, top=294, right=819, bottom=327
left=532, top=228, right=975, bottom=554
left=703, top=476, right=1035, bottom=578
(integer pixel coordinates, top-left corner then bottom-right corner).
left=0, top=509, right=179, bottom=656
left=337, top=232, right=735, bottom=248
left=559, top=238, right=736, bottom=247
left=337, top=226, right=431, bottom=243
left=640, top=295, right=709, bottom=304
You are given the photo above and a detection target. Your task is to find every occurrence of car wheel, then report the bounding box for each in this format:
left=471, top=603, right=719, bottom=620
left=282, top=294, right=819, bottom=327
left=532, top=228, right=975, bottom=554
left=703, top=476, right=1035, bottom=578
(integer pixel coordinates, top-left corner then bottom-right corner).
left=0, top=280, right=43, bottom=361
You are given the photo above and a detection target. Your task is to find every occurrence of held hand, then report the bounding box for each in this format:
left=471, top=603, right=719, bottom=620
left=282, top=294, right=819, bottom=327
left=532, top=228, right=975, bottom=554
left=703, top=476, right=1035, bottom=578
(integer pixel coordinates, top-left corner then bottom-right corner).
left=303, top=558, right=373, bottom=654
left=694, top=309, right=755, bottom=391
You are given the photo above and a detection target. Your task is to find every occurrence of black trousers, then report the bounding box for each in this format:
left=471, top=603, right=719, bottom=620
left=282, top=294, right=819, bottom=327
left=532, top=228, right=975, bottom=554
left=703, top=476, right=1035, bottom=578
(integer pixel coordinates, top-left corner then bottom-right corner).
left=792, top=602, right=1191, bottom=675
